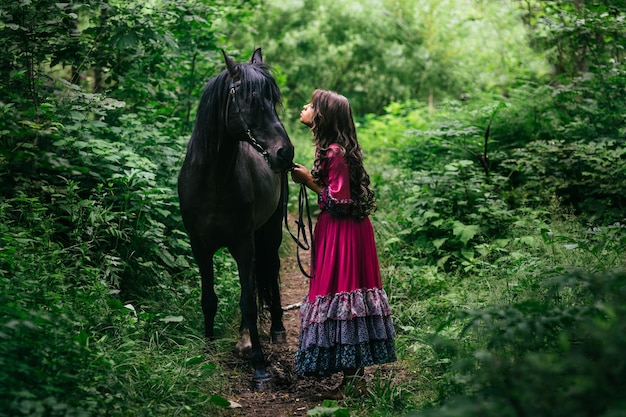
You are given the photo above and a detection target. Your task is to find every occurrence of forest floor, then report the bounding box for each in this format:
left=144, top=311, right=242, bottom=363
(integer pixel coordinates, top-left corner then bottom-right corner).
left=217, top=216, right=403, bottom=417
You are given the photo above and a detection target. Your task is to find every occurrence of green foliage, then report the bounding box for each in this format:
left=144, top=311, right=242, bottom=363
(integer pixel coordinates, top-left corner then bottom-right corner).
left=0, top=79, right=189, bottom=295
left=542, top=220, right=626, bottom=272
left=365, top=103, right=515, bottom=273
left=0, top=192, right=230, bottom=416
left=408, top=269, right=626, bottom=417
left=486, top=2, right=626, bottom=220
left=526, top=0, right=626, bottom=78
left=381, top=191, right=626, bottom=415
left=503, top=137, right=626, bottom=220
left=249, top=0, right=548, bottom=114
left=0, top=0, right=96, bottom=99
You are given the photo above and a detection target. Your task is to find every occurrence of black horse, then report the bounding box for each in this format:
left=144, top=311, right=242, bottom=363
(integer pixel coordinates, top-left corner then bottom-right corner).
left=178, top=48, right=294, bottom=389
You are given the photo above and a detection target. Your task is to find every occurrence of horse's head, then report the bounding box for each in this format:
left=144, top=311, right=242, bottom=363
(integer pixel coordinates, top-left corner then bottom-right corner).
left=222, top=48, right=294, bottom=173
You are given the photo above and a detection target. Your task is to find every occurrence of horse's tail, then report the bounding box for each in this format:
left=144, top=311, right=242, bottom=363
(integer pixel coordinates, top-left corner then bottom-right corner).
left=256, top=273, right=277, bottom=318
left=254, top=233, right=282, bottom=320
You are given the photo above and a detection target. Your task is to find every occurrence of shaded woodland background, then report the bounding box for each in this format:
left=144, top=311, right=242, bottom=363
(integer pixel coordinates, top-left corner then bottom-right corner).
left=1, top=0, right=625, bottom=416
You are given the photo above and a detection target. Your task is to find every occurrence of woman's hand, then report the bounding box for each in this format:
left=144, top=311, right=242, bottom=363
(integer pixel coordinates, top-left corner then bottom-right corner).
left=290, top=163, right=312, bottom=185
left=290, top=163, right=322, bottom=194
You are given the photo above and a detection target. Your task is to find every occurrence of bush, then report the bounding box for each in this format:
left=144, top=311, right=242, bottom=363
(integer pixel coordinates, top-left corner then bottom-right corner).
left=410, top=269, right=626, bottom=417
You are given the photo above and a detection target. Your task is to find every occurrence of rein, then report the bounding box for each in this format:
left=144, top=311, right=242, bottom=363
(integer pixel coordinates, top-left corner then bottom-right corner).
left=226, top=80, right=270, bottom=163
left=282, top=172, right=315, bottom=279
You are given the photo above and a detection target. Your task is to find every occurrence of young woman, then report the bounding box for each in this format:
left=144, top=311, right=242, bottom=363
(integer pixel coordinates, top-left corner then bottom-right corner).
left=290, top=89, right=397, bottom=399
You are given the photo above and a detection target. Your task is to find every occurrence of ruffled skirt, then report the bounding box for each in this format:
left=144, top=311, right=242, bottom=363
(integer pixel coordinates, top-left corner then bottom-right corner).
left=294, top=288, right=397, bottom=376
left=294, top=212, right=397, bottom=376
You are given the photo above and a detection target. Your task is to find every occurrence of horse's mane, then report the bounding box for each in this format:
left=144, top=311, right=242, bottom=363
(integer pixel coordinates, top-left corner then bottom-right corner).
left=186, top=60, right=282, bottom=168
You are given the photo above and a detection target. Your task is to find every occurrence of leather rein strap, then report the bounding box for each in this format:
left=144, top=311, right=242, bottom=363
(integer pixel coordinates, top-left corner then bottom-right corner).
left=282, top=172, right=315, bottom=279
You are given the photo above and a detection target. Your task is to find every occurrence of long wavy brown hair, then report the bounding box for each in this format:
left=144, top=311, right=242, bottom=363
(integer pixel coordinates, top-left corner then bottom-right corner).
left=308, top=89, right=376, bottom=220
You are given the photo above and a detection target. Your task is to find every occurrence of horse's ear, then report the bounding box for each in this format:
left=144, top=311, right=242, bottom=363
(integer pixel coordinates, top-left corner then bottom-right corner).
left=222, top=49, right=239, bottom=77
left=250, top=48, right=263, bottom=65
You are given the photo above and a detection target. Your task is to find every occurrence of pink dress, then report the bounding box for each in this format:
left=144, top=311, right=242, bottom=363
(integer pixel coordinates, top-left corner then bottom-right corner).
left=294, top=144, right=396, bottom=376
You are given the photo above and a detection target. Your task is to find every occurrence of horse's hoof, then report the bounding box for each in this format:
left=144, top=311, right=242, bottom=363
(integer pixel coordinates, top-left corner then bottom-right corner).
left=271, top=330, right=287, bottom=344
left=236, top=329, right=252, bottom=357
left=252, top=375, right=273, bottom=392
left=203, top=338, right=216, bottom=355
left=233, top=349, right=252, bottom=360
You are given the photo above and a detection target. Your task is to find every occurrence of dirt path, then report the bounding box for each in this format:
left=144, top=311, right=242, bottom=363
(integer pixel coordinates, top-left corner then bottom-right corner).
left=221, top=221, right=343, bottom=417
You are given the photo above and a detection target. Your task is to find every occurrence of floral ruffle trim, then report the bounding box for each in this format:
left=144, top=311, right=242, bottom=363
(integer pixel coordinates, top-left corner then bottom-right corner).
left=298, top=313, right=396, bottom=349
left=295, top=339, right=397, bottom=377
left=300, top=288, right=393, bottom=328
left=318, top=187, right=353, bottom=217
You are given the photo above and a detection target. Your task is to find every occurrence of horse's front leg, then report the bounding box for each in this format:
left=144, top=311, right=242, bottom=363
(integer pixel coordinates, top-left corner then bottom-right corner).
left=232, top=238, right=270, bottom=390
left=190, top=237, right=218, bottom=340
left=255, top=216, right=286, bottom=344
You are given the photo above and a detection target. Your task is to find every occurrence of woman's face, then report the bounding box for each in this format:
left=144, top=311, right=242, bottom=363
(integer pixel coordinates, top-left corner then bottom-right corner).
left=300, top=102, right=315, bottom=127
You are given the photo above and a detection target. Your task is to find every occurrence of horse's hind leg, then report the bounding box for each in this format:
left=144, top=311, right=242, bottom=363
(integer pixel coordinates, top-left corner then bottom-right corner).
left=190, top=237, right=218, bottom=340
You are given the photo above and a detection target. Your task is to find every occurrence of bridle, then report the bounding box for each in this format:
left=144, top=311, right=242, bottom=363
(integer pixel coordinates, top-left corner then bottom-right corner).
left=226, top=80, right=269, bottom=164
left=227, top=79, right=315, bottom=278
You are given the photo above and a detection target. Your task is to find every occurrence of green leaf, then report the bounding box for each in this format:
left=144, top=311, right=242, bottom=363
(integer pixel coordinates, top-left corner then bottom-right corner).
left=461, top=247, right=475, bottom=260
left=431, top=219, right=444, bottom=227
left=159, top=315, right=184, bottom=323
left=201, top=363, right=217, bottom=372
left=437, top=255, right=451, bottom=269
left=452, top=221, right=479, bottom=245
left=209, top=394, right=230, bottom=408
left=117, top=32, right=139, bottom=50
left=433, top=238, right=447, bottom=249
left=307, top=401, right=350, bottom=416
left=70, top=111, right=85, bottom=121
left=384, top=237, right=402, bottom=246
left=519, top=235, right=539, bottom=247
left=185, top=356, right=204, bottom=366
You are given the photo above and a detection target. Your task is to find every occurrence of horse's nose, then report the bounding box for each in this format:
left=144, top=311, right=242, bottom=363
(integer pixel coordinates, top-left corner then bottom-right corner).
left=277, top=144, right=294, bottom=166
